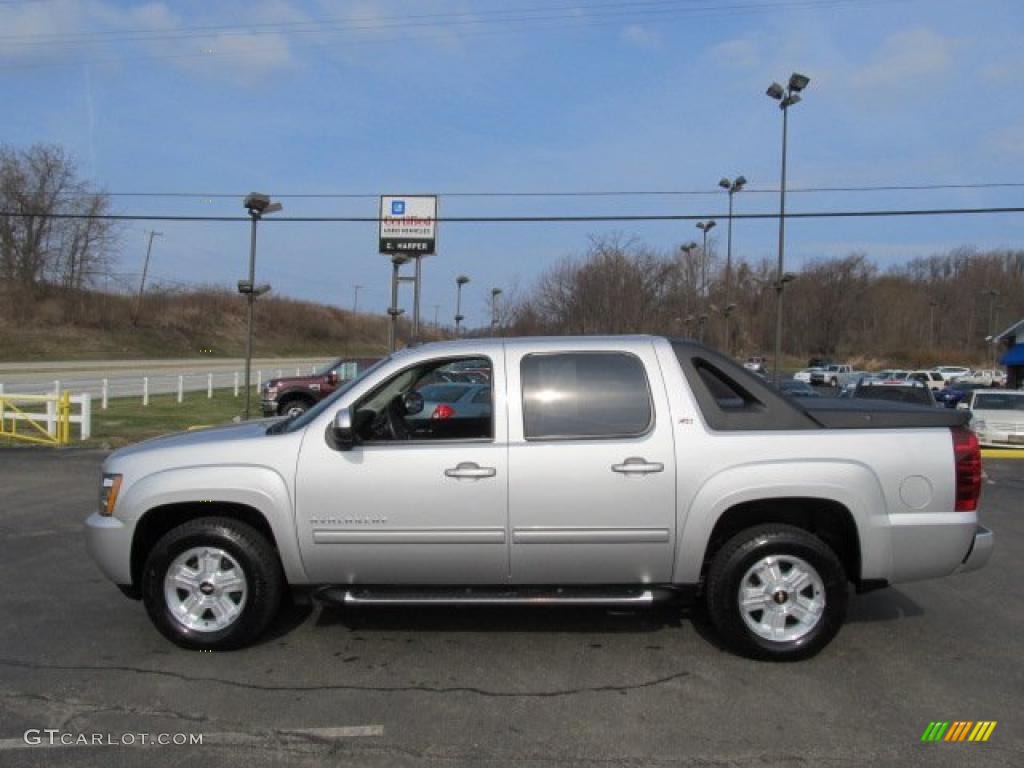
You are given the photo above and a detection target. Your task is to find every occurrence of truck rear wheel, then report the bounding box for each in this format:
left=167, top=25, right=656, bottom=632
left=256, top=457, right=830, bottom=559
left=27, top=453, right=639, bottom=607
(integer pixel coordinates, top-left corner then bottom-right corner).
left=705, top=524, right=847, bottom=661
left=141, top=517, right=283, bottom=650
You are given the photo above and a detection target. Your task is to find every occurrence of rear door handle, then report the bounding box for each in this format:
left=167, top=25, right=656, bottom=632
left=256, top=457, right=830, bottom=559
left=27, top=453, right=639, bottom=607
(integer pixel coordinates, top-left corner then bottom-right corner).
left=445, top=462, right=497, bottom=479
left=611, top=457, right=665, bottom=475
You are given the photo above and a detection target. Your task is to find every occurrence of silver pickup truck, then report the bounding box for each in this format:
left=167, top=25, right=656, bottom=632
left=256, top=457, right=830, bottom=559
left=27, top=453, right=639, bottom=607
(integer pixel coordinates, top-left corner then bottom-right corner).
left=85, top=336, right=992, bottom=660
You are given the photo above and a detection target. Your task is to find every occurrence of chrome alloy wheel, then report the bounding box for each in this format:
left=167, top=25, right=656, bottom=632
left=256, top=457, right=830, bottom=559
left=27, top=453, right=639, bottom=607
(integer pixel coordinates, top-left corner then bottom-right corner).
left=285, top=404, right=307, bottom=418
left=163, top=547, right=247, bottom=632
left=738, top=554, right=825, bottom=642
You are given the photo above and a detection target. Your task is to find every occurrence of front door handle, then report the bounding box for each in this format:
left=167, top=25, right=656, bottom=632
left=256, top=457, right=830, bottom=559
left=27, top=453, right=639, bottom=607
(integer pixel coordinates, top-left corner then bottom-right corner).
left=611, top=457, right=665, bottom=475
left=445, top=462, right=497, bottom=479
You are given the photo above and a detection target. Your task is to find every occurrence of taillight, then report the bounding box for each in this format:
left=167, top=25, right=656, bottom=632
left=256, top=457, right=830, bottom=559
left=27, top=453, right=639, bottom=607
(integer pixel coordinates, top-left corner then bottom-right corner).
left=951, top=426, right=981, bottom=512
left=431, top=404, right=455, bottom=420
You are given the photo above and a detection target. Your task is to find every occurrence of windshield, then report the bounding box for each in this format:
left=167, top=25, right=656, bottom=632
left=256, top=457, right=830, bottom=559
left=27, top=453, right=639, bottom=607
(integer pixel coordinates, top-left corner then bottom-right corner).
left=272, top=356, right=392, bottom=434
left=313, top=358, right=344, bottom=376
left=973, top=394, right=1024, bottom=411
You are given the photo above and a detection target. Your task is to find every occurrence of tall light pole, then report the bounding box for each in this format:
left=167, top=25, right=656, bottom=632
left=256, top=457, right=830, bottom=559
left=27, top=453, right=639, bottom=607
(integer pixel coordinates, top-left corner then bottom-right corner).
left=929, top=299, right=939, bottom=349
left=455, top=275, right=470, bottom=337
left=718, top=176, right=746, bottom=356
left=767, top=72, right=810, bottom=384
left=491, top=288, right=503, bottom=334
left=679, top=242, right=698, bottom=337
left=353, top=284, right=363, bottom=313
left=242, top=193, right=282, bottom=419
left=983, top=289, right=999, bottom=366
left=132, top=230, right=163, bottom=326
left=696, top=220, right=716, bottom=344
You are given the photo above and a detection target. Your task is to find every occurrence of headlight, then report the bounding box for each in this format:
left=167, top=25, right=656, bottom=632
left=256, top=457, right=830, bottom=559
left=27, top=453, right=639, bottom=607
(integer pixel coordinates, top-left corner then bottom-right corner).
left=264, top=385, right=278, bottom=396
left=99, top=473, right=123, bottom=516
left=973, top=419, right=987, bottom=432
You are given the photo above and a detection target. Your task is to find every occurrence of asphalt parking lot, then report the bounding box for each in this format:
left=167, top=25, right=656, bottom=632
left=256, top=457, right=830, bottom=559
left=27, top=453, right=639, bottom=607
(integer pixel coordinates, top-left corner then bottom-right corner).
left=0, top=449, right=1021, bottom=767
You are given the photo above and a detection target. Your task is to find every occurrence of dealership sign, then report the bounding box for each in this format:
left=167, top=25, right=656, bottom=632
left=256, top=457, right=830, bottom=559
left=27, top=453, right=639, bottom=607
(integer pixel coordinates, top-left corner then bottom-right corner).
left=379, top=195, right=437, bottom=255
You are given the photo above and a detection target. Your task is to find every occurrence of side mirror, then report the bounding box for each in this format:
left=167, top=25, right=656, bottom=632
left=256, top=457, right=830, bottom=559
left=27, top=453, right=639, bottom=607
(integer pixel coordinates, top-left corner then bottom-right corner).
left=956, top=402, right=970, bottom=411
left=402, top=391, right=425, bottom=416
left=331, top=407, right=357, bottom=451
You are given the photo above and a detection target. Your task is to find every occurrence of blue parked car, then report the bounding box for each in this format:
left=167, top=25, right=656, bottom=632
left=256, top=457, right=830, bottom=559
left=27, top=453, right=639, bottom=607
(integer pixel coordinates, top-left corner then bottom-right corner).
left=934, top=380, right=977, bottom=408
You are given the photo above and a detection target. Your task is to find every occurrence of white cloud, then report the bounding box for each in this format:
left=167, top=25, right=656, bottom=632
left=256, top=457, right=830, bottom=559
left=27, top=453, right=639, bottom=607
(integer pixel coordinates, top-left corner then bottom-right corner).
left=850, top=28, right=961, bottom=89
left=709, top=38, right=759, bottom=70
left=621, top=25, right=661, bottom=50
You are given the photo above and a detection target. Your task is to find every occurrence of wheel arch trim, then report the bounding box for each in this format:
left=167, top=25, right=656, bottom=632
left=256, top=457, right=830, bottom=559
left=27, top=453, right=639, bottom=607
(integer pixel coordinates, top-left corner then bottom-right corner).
left=675, top=460, right=891, bottom=585
left=121, top=465, right=308, bottom=588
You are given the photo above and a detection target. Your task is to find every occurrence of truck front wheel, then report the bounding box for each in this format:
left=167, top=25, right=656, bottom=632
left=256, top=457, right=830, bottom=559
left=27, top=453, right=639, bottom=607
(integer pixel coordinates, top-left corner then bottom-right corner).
left=705, top=524, right=847, bottom=661
left=141, top=517, right=284, bottom=650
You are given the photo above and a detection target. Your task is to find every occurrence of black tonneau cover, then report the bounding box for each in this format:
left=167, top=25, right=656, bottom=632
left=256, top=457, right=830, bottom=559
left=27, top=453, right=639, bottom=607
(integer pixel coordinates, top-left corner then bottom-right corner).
left=799, top=398, right=968, bottom=429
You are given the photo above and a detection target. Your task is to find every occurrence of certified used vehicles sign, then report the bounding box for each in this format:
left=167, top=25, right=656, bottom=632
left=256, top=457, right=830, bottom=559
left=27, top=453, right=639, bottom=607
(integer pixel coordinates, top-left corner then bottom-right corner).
left=379, top=195, right=437, bottom=255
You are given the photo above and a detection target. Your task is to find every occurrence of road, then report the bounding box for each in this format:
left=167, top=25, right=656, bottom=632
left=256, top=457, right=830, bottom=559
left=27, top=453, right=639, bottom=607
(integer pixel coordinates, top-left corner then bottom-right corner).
left=0, top=450, right=1020, bottom=767
left=0, top=358, right=333, bottom=399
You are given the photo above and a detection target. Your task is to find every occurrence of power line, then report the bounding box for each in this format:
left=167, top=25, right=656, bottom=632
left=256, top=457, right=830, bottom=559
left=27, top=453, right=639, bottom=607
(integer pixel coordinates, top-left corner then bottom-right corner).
left=2, top=206, right=1023, bottom=223
left=1, top=0, right=899, bottom=70
left=0, top=0, right=891, bottom=45
left=89, top=182, right=1024, bottom=199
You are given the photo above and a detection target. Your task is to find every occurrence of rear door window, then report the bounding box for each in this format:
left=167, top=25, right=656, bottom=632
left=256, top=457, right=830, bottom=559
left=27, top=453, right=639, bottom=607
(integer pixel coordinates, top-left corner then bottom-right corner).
left=520, top=352, right=652, bottom=439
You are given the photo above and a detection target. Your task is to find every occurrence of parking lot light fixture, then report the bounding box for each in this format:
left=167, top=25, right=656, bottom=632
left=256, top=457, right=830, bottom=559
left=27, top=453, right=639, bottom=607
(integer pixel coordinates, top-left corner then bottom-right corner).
left=242, top=192, right=282, bottom=420
left=455, top=275, right=470, bottom=337
left=491, top=288, right=503, bottom=334
left=719, top=176, right=747, bottom=356
left=766, top=72, right=810, bottom=384
left=696, top=221, right=717, bottom=344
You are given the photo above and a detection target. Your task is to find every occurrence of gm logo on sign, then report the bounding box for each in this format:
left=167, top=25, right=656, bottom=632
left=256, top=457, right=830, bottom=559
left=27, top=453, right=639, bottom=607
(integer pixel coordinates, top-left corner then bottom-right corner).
left=391, top=200, right=406, bottom=215
left=921, top=721, right=997, bottom=742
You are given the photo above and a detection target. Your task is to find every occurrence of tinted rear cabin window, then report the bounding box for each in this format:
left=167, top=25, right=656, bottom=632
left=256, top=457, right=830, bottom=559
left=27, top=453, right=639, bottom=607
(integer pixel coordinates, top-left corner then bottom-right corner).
left=521, top=352, right=652, bottom=439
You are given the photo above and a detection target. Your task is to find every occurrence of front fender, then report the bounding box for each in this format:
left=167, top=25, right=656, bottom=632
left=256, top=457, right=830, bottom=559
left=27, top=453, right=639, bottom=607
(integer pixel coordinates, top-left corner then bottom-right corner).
left=674, top=460, right=892, bottom=584
left=118, top=465, right=308, bottom=585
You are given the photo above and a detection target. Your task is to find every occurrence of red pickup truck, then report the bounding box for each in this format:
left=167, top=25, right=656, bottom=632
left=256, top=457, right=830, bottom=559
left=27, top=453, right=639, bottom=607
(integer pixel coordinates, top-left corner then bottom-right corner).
left=261, top=358, right=380, bottom=417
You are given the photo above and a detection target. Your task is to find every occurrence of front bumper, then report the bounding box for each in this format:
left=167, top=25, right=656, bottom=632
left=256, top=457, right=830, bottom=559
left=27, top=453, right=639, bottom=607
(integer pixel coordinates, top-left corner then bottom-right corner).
left=84, top=512, right=133, bottom=586
left=955, top=525, right=994, bottom=574
left=261, top=398, right=279, bottom=416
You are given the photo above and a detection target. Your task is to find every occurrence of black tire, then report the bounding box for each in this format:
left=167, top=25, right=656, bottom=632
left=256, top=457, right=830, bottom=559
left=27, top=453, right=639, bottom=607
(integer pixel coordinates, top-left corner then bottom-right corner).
left=278, top=397, right=313, bottom=418
left=141, top=517, right=284, bottom=650
left=705, top=524, right=847, bottom=661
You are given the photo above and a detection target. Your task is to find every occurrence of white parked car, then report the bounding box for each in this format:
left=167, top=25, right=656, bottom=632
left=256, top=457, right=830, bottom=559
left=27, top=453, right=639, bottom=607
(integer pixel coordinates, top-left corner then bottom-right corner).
left=963, top=389, right=1024, bottom=447
left=906, top=370, right=947, bottom=392
left=933, top=366, right=971, bottom=382
left=958, top=369, right=1006, bottom=388
left=793, top=368, right=822, bottom=384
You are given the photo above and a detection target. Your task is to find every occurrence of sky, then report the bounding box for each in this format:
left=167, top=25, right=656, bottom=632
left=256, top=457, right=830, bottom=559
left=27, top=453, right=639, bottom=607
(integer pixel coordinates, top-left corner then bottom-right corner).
left=2, top=0, right=1023, bottom=327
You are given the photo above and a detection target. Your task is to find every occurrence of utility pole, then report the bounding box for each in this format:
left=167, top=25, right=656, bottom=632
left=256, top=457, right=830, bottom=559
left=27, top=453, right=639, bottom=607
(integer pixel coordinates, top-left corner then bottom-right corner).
left=353, top=284, right=363, bottom=313
left=433, top=304, right=440, bottom=328
left=132, top=230, right=162, bottom=325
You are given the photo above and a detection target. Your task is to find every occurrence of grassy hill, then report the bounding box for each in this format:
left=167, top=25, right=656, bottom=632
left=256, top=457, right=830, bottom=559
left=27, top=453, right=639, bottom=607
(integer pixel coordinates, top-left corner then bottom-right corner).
left=0, top=285, right=403, bottom=361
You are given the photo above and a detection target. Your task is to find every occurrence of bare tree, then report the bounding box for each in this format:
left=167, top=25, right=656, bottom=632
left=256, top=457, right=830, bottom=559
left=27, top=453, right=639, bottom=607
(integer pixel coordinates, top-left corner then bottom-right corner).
left=0, top=144, right=116, bottom=304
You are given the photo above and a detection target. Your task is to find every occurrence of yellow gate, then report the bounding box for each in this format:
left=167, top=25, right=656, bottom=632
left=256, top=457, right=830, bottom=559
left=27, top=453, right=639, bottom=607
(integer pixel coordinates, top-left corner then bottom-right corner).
left=0, top=392, right=71, bottom=446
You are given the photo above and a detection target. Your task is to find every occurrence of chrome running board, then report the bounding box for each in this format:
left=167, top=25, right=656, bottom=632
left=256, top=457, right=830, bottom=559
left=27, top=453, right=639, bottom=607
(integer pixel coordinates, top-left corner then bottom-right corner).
left=316, top=586, right=657, bottom=606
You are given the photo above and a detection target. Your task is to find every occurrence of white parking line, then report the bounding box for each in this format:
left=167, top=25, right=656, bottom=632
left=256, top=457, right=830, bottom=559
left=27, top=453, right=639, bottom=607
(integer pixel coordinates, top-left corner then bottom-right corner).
left=0, top=725, right=384, bottom=750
